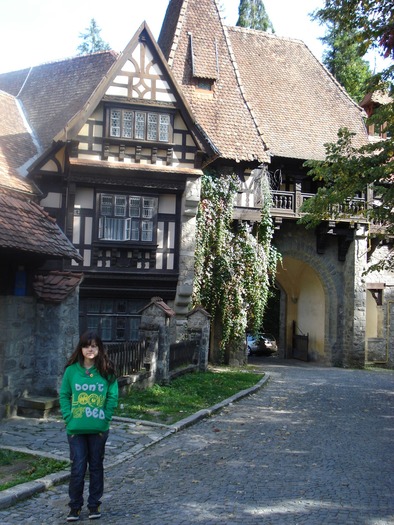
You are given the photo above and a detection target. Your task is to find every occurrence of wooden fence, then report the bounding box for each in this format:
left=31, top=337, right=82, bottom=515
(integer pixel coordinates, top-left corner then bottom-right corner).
left=106, top=340, right=148, bottom=376
left=169, top=340, right=199, bottom=371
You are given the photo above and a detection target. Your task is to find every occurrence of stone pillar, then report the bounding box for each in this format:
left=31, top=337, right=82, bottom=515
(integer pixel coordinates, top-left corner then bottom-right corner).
left=186, top=306, right=211, bottom=371
left=343, top=226, right=368, bottom=367
left=139, top=297, right=175, bottom=384
left=174, top=177, right=201, bottom=317
left=34, top=290, right=80, bottom=395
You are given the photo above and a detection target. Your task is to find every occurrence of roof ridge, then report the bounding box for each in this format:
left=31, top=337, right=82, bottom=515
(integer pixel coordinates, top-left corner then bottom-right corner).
left=2, top=50, right=120, bottom=77
left=227, top=25, right=305, bottom=45
left=167, top=0, right=190, bottom=68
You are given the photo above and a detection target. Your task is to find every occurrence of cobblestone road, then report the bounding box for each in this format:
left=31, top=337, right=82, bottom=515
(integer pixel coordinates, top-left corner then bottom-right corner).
left=0, top=359, right=393, bottom=524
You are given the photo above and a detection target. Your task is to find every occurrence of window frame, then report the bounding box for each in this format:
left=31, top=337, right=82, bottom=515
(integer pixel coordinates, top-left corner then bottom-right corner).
left=98, top=193, right=158, bottom=244
left=80, top=298, right=144, bottom=342
left=106, top=106, right=174, bottom=144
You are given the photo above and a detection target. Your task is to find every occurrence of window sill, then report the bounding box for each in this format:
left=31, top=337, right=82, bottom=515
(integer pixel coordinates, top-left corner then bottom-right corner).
left=104, top=137, right=175, bottom=149
left=94, top=241, right=158, bottom=248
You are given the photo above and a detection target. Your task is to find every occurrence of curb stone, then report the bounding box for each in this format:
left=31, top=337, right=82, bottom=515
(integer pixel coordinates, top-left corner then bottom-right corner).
left=0, top=372, right=270, bottom=510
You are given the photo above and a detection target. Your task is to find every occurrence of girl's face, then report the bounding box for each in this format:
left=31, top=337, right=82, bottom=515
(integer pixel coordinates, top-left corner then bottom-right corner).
left=81, top=341, right=99, bottom=366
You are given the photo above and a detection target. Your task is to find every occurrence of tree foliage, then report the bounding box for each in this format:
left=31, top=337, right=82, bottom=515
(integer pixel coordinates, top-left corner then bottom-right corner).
left=77, top=19, right=111, bottom=55
left=301, top=1, right=394, bottom=268
left=321, top=24, right=372, bottom=102
left=193, top=170, right=279, bottom=360
left=312, top=0, right=394, bottom=83
left=236, top=0, right=274, bottom=32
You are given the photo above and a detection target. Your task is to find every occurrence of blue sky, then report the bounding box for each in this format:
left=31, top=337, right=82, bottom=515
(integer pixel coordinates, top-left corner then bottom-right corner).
left=0, top=0, right=328, bottom=74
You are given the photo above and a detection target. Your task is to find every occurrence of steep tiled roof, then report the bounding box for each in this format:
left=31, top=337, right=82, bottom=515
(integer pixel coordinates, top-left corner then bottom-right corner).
left=159, top=0, right=368, bottom=162
left=0, top=90, right=40, bottom=193
left=0, top=91, right=81, bottom=262
left=33, top=271, right=84, bottom=303
left=0, top=188, right=82, bottom=261
left=227, top=27, right=368, bottom=160
left=0, top=52, right=118, bottom=151
left=159, top=0, right=269, bottom=163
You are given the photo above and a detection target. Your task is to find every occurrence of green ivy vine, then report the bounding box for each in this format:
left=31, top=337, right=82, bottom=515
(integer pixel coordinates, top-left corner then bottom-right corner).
left=193, top=168, right=280, bottom=358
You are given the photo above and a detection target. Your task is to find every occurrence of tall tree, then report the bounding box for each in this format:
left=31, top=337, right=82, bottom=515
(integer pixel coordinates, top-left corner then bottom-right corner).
left=236, top=0, right=274, bottom=32
left=301, top=0, right=394, bottom=269
left=321, top=23, right=372, bottom=102
left=77, top=19, right=111, bottom=55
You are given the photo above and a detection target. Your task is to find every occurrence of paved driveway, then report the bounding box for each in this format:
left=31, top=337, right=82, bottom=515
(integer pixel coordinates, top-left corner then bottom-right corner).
left=0, top=358, right=393, bottom=524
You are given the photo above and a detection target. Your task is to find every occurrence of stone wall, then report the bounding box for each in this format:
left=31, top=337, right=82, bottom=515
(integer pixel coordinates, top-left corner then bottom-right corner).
left=0, top=297, right=36, bottom=419
left=0, top=291, right=80, bottom=420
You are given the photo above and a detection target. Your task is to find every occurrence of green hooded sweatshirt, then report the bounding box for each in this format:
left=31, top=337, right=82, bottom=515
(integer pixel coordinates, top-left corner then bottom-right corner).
left=59, top=362, right=118, bottom=435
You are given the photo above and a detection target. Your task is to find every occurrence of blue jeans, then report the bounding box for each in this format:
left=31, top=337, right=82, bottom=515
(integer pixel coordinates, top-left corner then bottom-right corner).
left=67, top=431, right=109, bottom=510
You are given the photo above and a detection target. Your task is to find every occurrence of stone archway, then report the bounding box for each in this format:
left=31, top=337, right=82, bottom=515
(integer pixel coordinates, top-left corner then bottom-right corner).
left=276, top=256, right=326, bottom=362
left=273, top=223, right=349, bottom=365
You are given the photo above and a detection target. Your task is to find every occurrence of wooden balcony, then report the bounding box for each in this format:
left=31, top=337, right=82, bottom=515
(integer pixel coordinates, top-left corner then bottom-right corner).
left=271, top=190, right=367, bottom=223
left=234, top=187, right=368, bottom=226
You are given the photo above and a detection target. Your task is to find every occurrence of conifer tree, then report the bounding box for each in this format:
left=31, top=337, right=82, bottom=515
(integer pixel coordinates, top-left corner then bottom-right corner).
left=321, top=23, right=372, bottom=102
left=77, top=19, right=111, bottom=55
left=236, top=0, right=274, bottom=32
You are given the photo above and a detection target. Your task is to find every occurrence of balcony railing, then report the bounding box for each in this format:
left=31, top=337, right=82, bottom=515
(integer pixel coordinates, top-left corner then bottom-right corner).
left=270, top=191, right=367, bottom=222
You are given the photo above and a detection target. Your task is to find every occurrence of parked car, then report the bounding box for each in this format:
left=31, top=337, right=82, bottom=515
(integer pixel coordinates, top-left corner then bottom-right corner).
left=247, top=333, right=278, bottom=356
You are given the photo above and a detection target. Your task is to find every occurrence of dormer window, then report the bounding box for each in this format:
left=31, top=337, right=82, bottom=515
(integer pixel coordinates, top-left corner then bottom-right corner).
left=197, top=78, right=214, bottom=91
left=107, top=108, right=172, bottom=143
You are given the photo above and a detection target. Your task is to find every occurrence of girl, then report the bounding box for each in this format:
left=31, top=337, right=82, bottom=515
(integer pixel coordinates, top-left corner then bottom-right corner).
left=59, top=331, right=118, bottom=522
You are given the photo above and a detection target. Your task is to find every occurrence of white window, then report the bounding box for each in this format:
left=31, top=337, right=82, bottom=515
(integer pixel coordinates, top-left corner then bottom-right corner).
left=98, top=194, right=157, bottom=242
left=99, top=217, right=131, bottom=241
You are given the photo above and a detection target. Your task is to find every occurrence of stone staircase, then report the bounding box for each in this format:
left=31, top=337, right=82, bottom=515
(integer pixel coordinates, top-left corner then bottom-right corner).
left=17, top=396, right=59, bottom=418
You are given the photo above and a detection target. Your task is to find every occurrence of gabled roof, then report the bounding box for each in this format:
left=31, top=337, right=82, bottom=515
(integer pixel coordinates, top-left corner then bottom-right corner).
left=0, top=23, right=211, bottom=164
left=0, top=52, right=118, bottom=152
left=159, top=0, right=269, bottom=163
left=33, top=271, right=84, bottom=303
left=51, top=22, right=211, bottom=157
left=139, top=296, right=175, bottom=317
left=0, top=188, right=82, bottom=261
left=159, top=0, right=368, bottom=162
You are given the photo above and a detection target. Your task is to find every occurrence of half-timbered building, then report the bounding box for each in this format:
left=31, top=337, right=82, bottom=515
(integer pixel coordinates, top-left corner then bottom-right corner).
left=0, top=2, right=392, bottom=372
left=0, top=23, right=211, bottom=346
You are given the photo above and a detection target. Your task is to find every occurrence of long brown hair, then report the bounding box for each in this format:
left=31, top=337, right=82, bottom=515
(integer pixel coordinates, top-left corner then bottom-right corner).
left=66, top=331, right=116, bottom=382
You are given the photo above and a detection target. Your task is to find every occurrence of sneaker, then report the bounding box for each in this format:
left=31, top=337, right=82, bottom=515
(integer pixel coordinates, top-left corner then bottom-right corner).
left=67, top=508, right=81, bottom=521
left=88, top=507, right=101, bottom=520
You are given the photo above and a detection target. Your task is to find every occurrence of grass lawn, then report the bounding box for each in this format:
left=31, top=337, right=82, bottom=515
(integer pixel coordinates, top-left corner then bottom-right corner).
left=0, top=449, right=69, bottom=491
left=115, top=366, right=264, bottom=424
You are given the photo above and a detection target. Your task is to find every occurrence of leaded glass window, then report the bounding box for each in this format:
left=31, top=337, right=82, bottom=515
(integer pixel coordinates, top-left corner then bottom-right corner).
left=108, top=108, right=172, bottom=142
left=135, top=112, right=146, bottom=140
left=159, top=114, right=170, bottom=142
left=147, top=113, right=158, bottom=141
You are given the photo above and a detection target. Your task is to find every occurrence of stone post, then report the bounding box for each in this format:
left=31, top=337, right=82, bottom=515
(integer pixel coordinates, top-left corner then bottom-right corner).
left=139, top=297, right=175, bottom=385
left=186, top=306, right=211, bottom=371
